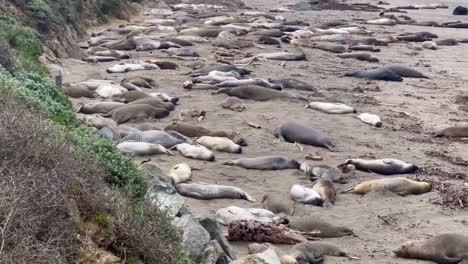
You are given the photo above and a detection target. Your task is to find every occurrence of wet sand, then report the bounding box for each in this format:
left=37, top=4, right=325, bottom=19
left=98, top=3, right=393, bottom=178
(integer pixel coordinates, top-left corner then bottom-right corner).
left=62, top=0, right=468, bottom=262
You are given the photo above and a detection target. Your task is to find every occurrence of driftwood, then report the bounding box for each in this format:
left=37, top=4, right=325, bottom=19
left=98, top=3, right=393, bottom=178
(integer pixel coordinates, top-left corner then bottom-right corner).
left=227, top=220, right=320, bottom=244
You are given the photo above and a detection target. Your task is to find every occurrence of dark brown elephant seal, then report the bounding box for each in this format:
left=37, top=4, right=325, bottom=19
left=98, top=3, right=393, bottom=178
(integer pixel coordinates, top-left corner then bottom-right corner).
left=105, top=104, right=169, bottom=124
left=63, top=86, right=97, bottom=98
left=434, top=126, right=468, bottom=137
left=262, top=194, right=294, bottom=215
left=121, top=76, right=158, bottom=88
left=164, top=121, right=247, bottom=146
left=215, top=86, right=303, bottom=102
left=113, top=90, right=151, bottom=103
left=394, top=234, right=468, bottom=264
left=129, top=98, right=175, bottom=111
left=273, top=122, right=336, bottom=151
left=288, top=216, right=354, bottom=238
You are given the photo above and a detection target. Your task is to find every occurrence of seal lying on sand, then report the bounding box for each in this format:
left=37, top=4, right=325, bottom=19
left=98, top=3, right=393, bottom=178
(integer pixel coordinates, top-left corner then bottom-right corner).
left=191, top=65, right=252, bottom=77
left=281, top=242, right=360, bottom=263
left=289, top=184, right=323, bottom=206
left=344, top=177, right=431, bottom=195
left=312, top=179, right=336, bottom=208
left=223, top=156, right=300, bottom=170
left=168, top=163, right=191, bottom=184
left=164, top=122, right=247, bottom=146
left=196, top=136, right=242, bottom=153
left=105, top=104, right=169, bottom=124
left=216, top=206, right=287, bottom=226
left=121, top=76, right=158, bottom=88
left=256, top=50, right=306, bottom=61
left=306, top=102, right=355, bottom=114
left=339, top=159, right=418, bottom=175
left=113, top=90, right=151, bottom=102
left=345, top=64, right=428, bottom=81
left=268, top=78, right=317, bottom=91
left=175, top=143, right=215, bottom=161
left=274, top=122, right=336, bottom=151
left=337, top=52, right=379, bottom=62
left=63, top=86, right=97, bottom=98
left=176, top=182, right=255, bottom=202
left=433, top=126, right=468, bottom=138
left=394, top=234, right=468, bottom=264
left=116, top=141, right=172, bottom=156
left=262, top=194, right=295, bottom=215
left=121, top=130, right=192, bottom=148
left=215, top=86, right=302, bottom=102
left=288, top=216, right=354, bottom=238
left=129, top=98, right=175, bottom=111
left=300, top=164, right=348, bottom=183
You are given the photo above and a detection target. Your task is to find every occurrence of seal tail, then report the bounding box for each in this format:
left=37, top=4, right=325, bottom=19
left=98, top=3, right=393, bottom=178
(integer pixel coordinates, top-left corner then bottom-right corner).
left=242, top=192, right=256, bottom=202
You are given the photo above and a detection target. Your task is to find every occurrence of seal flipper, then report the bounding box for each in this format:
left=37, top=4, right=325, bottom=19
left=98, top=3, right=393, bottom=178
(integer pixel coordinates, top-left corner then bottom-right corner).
left=241, top=192, right=256, bottom=202
left=322, top=199, right=333, bottom=208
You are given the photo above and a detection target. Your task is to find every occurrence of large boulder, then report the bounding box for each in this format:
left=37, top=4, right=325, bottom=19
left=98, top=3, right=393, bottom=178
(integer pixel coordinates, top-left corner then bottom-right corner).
left=173, top=214, right=211, bottom=261
left=199, top=217, right=237, bottom=261
left=199, top=240, right=229, bottom=264
left=453, top=6, right=468, bottom=15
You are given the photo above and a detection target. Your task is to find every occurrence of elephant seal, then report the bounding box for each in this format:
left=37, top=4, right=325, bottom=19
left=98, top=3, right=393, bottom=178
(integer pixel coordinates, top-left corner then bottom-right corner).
left=349, top=43, right=381, bottom=52
left=95, top=84, right=127, bottom=98
left=397, top=34, right=428, bottom=42
left=121, top=76, right=158, bottom=88
left=115, top=125, right=140, bottom=137
left=215, top=86, right=302, bottom=102
left=80, top=114, right=117, bottom=129
left=300, top=164, right=348, bottom=183
left=164, top=47, right=199, bottom=57
left=306, top=102, right=355, bottom=114
left=273, top=122, right=336, bottom=151
left=282, top=242, right=360, bottom=264
left=164, top=122, right=247, bottom=146
left=196, top=136, right=242, bottom=153
left=261, top=194, right=294, bottom=215
left=191, top=65, right=252, bottom=77
left=116, top=141, right=172, bottom=156
left=289, top=184, right=323, bottom=206
left=337, top=52, right=379, bottom=62
left=382, top=64, right=428, bottom=78
left=121, top=130, right=192, bottom=148
left=106, top=62, right=158, bottom=73
left=105, top=104, right=169, bottom=124
left=358, top=113, right=382, bottom=127
left=94, top=50, right=130, bottom=59
left=176, top=182, right=255, bottom=202
left=63, top=86, right=97, bottom=98
left=168, top=163, right=191, bottom=184
left=344, top=177, right=431, bottom=195
left=144, top=60, right=178, bottom=70
left=161, top=37, right=193, bottom=46
left=434, top=126, right=468, bottom=138
left=216, top=206, right=287, bottom=226
left=223, top=156, right=300, bottom=170
left=312, top=42, right=347, bottom=54
left=394, top=234, right=468, bottom=264
left=422, top=41, right=438, bottom=50
left=339, top=159, right=418, bottom=175
left=345, top=68, right=403, bottom=81
left=129, top=98, right=175, bottom=111
left=257, top=35, right=281, bottom=45
left=288, top=216, right=354, bottom=238
left=216, top=79, right=281, bottom=90
left=256, top=50, right=306, bottom=61
left=87, top=46, right=109, bottom=54
left=113, top=90, right=151, bottom=102
left=268, top=79, right=317, bottom=91
left=175, top=143, right=215, bottom=161
left=312, top=179, right=336, bottom=208
left=98, top=126, right=121, bottom=142
left=82, top=56, right=120, bottom=63
left=435, top=38, right=459, bottom=46
left=102, top=38, right=138, bottom=50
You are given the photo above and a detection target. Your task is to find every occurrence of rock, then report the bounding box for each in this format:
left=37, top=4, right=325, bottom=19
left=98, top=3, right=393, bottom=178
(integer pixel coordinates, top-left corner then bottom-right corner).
left=199, top=240, right=230, bottom=264
left=200, top=217, right=237, bottom=260
left=255, top=248, right=281, bottom=264
left=174, top=214, right=210, bottom=261
left=453, top=6, right=468, bottom=15
left=143, top=162, right=185, bottom=217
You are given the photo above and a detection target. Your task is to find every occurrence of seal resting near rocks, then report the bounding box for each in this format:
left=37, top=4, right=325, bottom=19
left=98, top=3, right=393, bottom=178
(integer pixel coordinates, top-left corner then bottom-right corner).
left=312, top=179, right=336, bottom=208
left=306, top=102, right=355, bottom=114
left=176, top=182, right=255, bottom=202
left=394, top=234, right=468, bottom=264
left=344, top=177, right=431, bottom=195
left=281, top=241, right=360, bottom=263
left=223, top=156, right=300, bottom=170
left=288, top=216, right=354, bottom=238
left=339, top=158, right=418, bottom=175
left=196, top=136, right=242, bottom=153
left=175, top=143, right=215, bottom=161
left=274, top=122, right=336, bottom=151
left=215, top=86, right=303, bottom=102
left=63, top=86, right=97, bottom=98
left=216, top=206, right=287, bottom=226
left=168, top=163, right=191, bottom=184
left=262, top=194, right=295, bottom=215
left=116, top=141, right=172, bottom=156
left=105, top=104, right=169, bottom=124
left=289, top=184, right=323, bottom=206
left=434, top=126, right=468, bottom=137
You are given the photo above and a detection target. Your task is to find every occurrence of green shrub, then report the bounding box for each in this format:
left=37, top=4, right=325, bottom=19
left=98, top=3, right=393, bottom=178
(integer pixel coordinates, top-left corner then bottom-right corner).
left=26, top=0, right=54, bottom=20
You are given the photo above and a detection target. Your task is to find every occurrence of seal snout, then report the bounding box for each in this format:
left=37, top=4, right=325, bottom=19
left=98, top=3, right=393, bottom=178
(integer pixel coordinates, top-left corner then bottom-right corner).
left=208, top=155, right=215, bottom=161
left=235, top=147, right=242, bottom=154
left=375, top=121, right=383, bottom=127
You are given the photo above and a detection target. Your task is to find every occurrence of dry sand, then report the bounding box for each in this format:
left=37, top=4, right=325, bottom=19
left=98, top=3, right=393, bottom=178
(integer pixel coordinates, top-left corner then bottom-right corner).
left=61, top=0, right=468, bottom=262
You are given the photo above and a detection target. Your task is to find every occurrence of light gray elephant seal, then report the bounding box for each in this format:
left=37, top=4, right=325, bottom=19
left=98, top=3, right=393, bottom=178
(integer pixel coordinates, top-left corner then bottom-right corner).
left=262, top=194, right=295, bottom=215
left=274, top=122, right=336, bottom=151
left=77, top=102, right=125, bottom=114
left=129, top=98, right=175, bottom=111
left=288, top=216, right=354, bottom=238
left=268, top=78, right=317, bottom=91
left=300, top=164, right=348, bottom=183
left=433, top=126, right=468, bottom=138
left=105, top=104, right=169, bottom=124
left=191, top=65, right=252, bottom=77
left=176, top=182, right=255, bottom=202
left=215, top=86, right=302, bottom=102
left=339, top=158, right=418, bottom=175
left=112, top=90, right=151, bottom=102
left=120, top=130, right=192, bottom=148
left=281, top=242, right=360, bottom=263
left=345, top=68, right=403, bottom=81
left=394, top=234, right=468, bottom=264
left=223, top=156, right=300, bottom=170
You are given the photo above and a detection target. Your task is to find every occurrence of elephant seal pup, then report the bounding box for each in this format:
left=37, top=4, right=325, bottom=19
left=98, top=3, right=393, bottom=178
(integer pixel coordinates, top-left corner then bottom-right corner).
left=339, top=159, right=418, bottom=175
left=306, top=102, right=355, bottom=114
left=215, top=86, right=302, bottom=102
left=164, top=122, right=247, bottom=146
left=168, top=163, right=191, bottom=184
left=262, top=194, right=294, bottom=215
left=300, top=164, right=348, bottom=183
left=256, top=50, right=306, bottom=61
left=113, top=90, right=151, bottom=102
left=77, top=102, right=125, bottom=114
left=344, top=177, right=431, bottom=195
left=422, top=41, right=438, bottom=50
left=116, top=141, right=172, bottom=156
left=358, top=113, right=382, bottom=127
left=175, top=143, right=215, bottom=161
left=288, top=216, right=354, bottom=238
left=63, top=86, right=97, bottom=98
left=394, top=234, right=468, bottom=264
left=176, top=182, right=255, bottom=202
left=98, top=126, right=121, bottom=142
left=344, top=68, right=403, bottom=82
left=382, top=64, right=428, bottom=78
left=257, top=35, right=281, bottom=45
left=274, top=122, right=336, bottom=151
left=434, top=126, right=468, bottom=138
left=289, top=184, right=323, bottom=206
left=216, top=206, right=287, bottom=226
left=337, top=52, right=379, bottom=62
left=268, top=79, right=317, bottom=92
left=129, top=98, right=175, bottom=111
left=121, top=130, right=191, bottom=148
left=282, top=242, right=360, bottom=263
left=312, top=179, right=336, bottom=208
left=105, top=104, right=169, bottom=124
left=223, top=156, right=300, bottom=170
left=121, top=76, right=158, bottom=88
left=196, top=136, right=242, bottom=153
